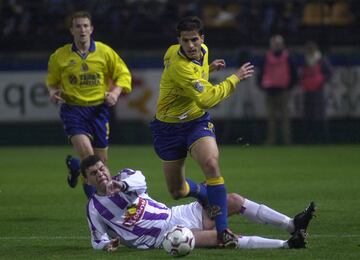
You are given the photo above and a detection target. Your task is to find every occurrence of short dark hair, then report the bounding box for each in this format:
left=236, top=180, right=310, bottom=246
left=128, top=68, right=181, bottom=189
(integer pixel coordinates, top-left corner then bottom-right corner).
left=80, top=155, right=102, bottom=177
left=176, top=16, right=204, bottom=36
left=69, top=10, right=92, bottom=28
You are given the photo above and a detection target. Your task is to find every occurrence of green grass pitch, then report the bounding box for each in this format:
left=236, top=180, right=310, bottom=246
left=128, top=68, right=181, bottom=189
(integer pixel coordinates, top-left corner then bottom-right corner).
left=0, top=145, right=360, bottom=259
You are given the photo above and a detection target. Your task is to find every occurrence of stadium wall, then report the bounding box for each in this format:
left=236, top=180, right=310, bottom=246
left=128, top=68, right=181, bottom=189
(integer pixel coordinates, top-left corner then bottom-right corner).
left=0, top=55, right=359, bottom=145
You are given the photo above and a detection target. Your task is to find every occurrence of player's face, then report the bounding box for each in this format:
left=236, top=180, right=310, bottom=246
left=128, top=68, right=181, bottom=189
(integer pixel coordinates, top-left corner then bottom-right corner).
left=85, top=161, right=111, bottom=190
left=178, top=30, right=204, bottom=60
left=70, top=17, right=93, bottom=45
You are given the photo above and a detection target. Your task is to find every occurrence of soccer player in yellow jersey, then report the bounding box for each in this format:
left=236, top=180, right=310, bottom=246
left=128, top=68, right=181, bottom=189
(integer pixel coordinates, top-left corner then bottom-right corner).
left=150, top=16, right=254, bottom=247
left=46, top=11, right=132, bottom=198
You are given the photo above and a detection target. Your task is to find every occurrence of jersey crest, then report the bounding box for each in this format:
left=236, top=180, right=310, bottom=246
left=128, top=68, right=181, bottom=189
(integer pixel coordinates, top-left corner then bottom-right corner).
left=194, top=80, right=204, bottom=93
left=123, top=197, right=147, bottom=227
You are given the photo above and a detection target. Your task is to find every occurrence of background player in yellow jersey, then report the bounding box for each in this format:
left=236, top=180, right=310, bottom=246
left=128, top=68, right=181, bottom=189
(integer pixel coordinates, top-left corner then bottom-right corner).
left=150, top=16, right=254, bottom=247
left=46, top=11, right=132, bottom=198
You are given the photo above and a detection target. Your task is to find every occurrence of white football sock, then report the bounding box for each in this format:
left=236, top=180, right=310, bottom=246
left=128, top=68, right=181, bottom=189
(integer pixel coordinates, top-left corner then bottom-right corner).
left=240, top=199, right=294, bottom=233
left=237, top=236, right=286, bottom=249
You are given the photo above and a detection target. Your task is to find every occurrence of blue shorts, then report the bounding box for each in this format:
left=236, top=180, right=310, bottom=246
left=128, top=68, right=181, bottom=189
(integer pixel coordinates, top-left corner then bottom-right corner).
left=60, top=103, right=110, bottom=149
left=150, top=112, right=216, bottom=161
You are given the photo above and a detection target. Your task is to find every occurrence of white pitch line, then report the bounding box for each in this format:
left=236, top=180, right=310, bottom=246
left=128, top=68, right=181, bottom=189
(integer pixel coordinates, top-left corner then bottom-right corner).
left=0, top=234, right=360, bottom=240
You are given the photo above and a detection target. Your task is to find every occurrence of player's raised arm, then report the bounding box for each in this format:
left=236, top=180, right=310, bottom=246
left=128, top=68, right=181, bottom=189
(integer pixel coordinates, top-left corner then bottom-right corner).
left=209, top=59, right=226, bottom=72
left=233, top=62, right=254, bottom=80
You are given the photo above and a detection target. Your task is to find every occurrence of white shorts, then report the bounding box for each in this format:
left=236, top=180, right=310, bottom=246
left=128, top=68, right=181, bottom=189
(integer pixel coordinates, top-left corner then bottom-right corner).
left=154, top=201, right=204, bottom=248
left=168, top=201, right=203, bottom=230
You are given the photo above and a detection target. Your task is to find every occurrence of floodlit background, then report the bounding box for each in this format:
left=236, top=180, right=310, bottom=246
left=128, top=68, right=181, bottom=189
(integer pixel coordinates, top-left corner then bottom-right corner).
left=0, top=1, right=359, bottom=259
left=1, top=0, right=359, bottom=145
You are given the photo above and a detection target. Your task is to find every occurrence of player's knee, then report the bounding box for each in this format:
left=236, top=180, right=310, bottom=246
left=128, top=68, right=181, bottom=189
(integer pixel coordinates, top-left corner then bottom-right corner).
left=227, top=193, right=245, bottom=214
left=169, top=189, right=187, bottom=200
left=228, top=193, right=244, bottom=204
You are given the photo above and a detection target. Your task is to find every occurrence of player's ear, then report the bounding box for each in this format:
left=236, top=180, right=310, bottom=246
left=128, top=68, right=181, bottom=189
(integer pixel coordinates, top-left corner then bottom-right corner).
left=84, top=176, right=90, bottom=185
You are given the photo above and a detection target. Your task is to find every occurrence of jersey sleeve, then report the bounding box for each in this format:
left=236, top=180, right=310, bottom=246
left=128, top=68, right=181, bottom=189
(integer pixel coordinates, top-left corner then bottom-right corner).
left=117, top=168, right=147, bottom=195
left=172, top=64, right=240, bottom=109
left=87, top=202, right=111, bottom=250
left=108, top=48, right=132, bottom=93
left=46, top=52, right=61, bottom=88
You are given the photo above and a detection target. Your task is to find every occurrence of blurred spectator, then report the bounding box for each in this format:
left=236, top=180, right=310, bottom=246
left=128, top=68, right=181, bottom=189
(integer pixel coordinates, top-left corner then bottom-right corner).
left=1, top=0, right=30, bottom=36
left=301, top=41, right=333, bottom=143
left=236, top=0, right=262, bottom=42
left=257, top=35, right=298, bottom=145
left=177, top=0, right=199, bottom=18
left=279, top=1, right=302, bottom=34
left=0, top=1, right=359, bottom=51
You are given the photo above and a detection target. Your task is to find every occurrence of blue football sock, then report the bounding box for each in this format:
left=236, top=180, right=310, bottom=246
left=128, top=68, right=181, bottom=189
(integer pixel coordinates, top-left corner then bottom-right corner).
left=206, top=178, right=228, bottom=234
left=83, top=183, right=96, bottom=199
left=185, top=178, right=207, bottom=204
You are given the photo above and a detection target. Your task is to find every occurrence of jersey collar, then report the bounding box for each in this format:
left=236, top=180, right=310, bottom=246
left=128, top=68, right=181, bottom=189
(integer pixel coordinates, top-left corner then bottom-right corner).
left=71, top=38, right=96, bottom=59
left=178, top=46, right=206, bottom=66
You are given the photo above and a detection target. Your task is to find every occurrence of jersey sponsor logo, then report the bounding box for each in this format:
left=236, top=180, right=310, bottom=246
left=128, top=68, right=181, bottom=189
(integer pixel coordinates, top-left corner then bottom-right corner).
left=204, top=122, right=214, bottom=132
left=123, top=197, right=147, bottom=226
left=194, top=80, right=204, bottom=93
left=79, top=73, right=101, bottom=87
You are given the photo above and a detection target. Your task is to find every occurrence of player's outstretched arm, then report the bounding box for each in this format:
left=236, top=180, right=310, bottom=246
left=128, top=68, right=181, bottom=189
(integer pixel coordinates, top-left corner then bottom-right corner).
left=209, top=59, right=226, bottom=73
left=106, top=180, right=127, bottom=195
left=234, top=62, right=254, bottom=80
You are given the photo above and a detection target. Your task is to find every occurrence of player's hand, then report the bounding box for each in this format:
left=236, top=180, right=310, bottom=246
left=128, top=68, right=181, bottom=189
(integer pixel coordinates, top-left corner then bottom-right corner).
left=106, top=180, right=126, bottom=195
left=105, top=87, right=122, bottom=106
left=209, top=59, right=226, bottom=72
left=104, top=237, right=121, bottom=252
left=104, top=92, right=118, bottom=106
left=234, top=62, right=254, bottom=80
left=49, top=88, right=64, bottom=104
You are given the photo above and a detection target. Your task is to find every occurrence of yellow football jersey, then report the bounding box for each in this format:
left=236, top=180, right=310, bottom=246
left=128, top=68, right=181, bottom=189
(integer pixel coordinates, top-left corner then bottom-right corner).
left=155, top=44, right=240, bottom=123
left=46, top=40, right=131, bottom=106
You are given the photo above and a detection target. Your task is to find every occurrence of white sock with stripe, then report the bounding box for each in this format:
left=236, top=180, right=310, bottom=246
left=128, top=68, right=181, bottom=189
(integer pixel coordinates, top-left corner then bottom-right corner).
left=237, top=236, right=286, bottom=249
left=240, top=199, right=294, bottom=233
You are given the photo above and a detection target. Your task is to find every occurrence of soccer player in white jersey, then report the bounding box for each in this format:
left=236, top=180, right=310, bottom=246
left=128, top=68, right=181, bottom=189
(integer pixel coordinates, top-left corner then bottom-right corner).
left=81, top=155, right=316, bottom=251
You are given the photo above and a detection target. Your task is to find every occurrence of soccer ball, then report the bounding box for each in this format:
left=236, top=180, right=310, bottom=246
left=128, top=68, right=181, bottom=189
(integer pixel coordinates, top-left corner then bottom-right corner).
left=162, top=225, right=195, bottom=257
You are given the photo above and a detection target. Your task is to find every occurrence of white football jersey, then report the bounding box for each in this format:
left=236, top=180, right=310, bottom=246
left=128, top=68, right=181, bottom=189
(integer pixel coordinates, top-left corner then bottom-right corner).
left=86, top=168, right=172, bottom=249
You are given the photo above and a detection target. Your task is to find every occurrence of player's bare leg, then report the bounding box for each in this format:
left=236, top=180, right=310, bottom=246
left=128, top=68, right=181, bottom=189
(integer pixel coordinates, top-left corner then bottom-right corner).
left=163, top=159, right=187, bottom=200
left=191, top=137, right=237, bottom=247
